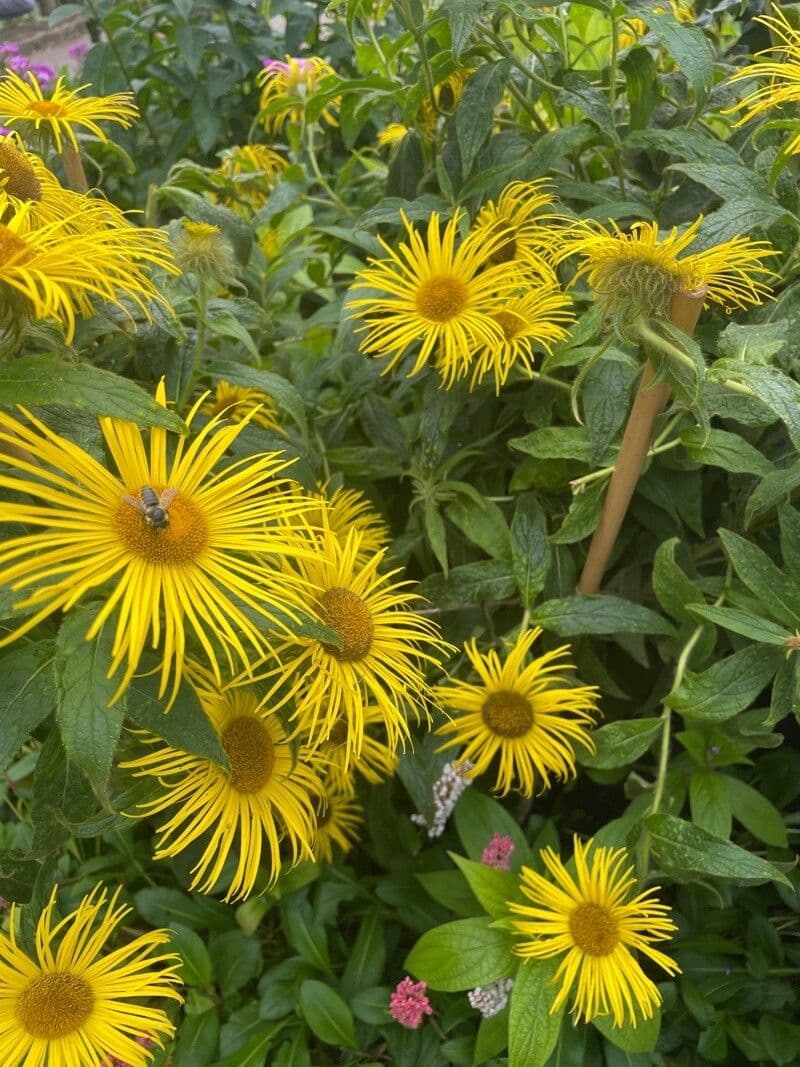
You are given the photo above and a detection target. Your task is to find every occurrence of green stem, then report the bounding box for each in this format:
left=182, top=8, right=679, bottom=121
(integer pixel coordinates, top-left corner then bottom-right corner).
left=482, top=26, right=562, bottom=93
left=402, top=0, right=438, bottom=118
left=570, top=437, right=681, bottom=491
left=305, top=126, right=354, bottom=215
left=609, top=15, right=626, bottom=198
left=182, top=278, right=209, bottom=409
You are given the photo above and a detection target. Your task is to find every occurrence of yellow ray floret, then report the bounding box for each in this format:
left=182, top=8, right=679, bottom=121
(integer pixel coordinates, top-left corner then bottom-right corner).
left=122, top=679, right=324, bottom=901
left=724, top=9, right=800, bottom=156
left=0, top=70, right=137, bottom=152
left=376, top=122, right=410, bottom=147
left=509, top=836, right=681, bottom=1027
left=249, top=519, right=450, bottom=767
left=215, top=143, right=287, bottom=216
left=200, top=379, right=282, bottom=433
left=435, top=627, right=599, bottom=797
left=470, top=180, right=571, bottom=266
left=560, top=217, right=777, bottom=319
left=308, top=702, right=399, bottom=794
left=349, top=209, right=524, bottom=387
left=0, top=884, right=182, bottom=1067
left=257, top=56, right=338, bottom=133
left=312, top=783, right=364, bottom=863
left=0, top=382, right=319, bottom=705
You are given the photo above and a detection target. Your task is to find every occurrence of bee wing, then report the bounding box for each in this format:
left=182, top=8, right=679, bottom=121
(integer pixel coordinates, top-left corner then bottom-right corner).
left=159, top=488, right=178, bottom=508
left=122, top=494, right=145, bottom=512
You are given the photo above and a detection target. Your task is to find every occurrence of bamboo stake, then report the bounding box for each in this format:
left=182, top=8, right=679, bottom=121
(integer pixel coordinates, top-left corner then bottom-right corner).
left=576, top=287, right=707, bottom=595
left=61, top=146, right=89, bottom=192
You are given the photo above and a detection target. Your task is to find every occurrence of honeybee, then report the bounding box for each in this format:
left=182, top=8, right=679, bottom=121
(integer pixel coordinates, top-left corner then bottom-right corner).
left=122, top=486, right=177, bottom=531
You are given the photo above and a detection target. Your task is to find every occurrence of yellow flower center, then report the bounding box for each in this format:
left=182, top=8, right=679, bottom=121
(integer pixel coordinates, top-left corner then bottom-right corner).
left=491, top=236, right=517, bottom=264
left=114, top=490, right=208, bottom=565
left=0, top=224, right=31, bottom=265
left=415, top=275, right=468, bottom=323
left=569, top=902, right=619, bottom=957
left=328, top=719, right=348, bottom=745
left=318, top=586, right=374, bottom=661
left=481, top=689, right=533, bottom=738
left=222, top=715, right=275, bottom=794
left=184, top=220, right=220, bottom=239
left=0, top=141, right=41, bottom=202
left=16, top=972, right=94, bottom=1039
left=493, top=309, right=524, bottom=341
left=28, top=100, right=67, bottom=118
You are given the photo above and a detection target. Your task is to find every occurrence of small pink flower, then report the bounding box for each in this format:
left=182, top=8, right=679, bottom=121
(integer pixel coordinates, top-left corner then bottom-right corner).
left=68, top=41, right=89, bottom=60
left=8, top=55, right=29, bottom=73
left=389, top=976, right=433, bottom=1030
left=261, top=57, right=291, bottom=73
left=30, top=63, right=55, bottom=85
left=0, top=43, right=20, bottom=56
left=481, top=833, right=515, bottom=871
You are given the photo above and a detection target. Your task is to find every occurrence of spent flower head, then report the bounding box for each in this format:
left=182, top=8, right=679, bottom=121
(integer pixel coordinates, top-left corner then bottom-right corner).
left=389, top=977, right=434, bottom=1029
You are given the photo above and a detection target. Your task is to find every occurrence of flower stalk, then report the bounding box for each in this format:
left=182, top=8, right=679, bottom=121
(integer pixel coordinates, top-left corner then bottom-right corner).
left=576, top=287, right=707, bottom=595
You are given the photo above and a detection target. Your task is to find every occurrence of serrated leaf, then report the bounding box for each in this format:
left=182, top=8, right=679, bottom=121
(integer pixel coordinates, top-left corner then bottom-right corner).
left=559, top=72, right=616, bottom=138
left=680, top=427, right=772, bottom=476
left=687, top=605, right=789, bottom=646
left=645, top=813, right=791, bottom=886
left=446, top=0, right=485, bottom=56
left=126, top=668, right=228, bottom=769
left=508, top=957, right=564, bottom=1067
left=710, top=361, right=800, bottom=451
left=667, top=644, right=783, bottom=721
left=550, top=481, right=606, bottom=545
left=0, top=356, right=185, bottom=432
left=0, top=644, right=55, bottom=771
left=54, top=607, right=125, bottom=796
left=419, top=560, right=515, bottom=607
left=405, top=917, right=515, bottom=991
left=579, top=717, right=661, bottom=769
left=720, top=528, right=800, bottom=627
left=652, top=537, right=704, bottom=624
left=298, top=980, right=357, bottom=1049
left=456, top=61, right=510, bottom=173
left=510, top=494, right=550, bottom=607
left=745, top=462, right=800, bottom=528
left=632, top=2, right=713, bottom=101
left=533, top=594, right=674, bottom=636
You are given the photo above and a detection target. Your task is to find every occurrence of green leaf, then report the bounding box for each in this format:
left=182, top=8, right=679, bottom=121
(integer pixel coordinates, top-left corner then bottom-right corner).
left=779, top=504, right=800, bottom=581
left=668, top=162, right=769, bottom=201
left=0, top=355, right=185, bottom=432
left=450, top=854, right=519, bottom=918
left=419, top=560, right=515, bottom=607
left=680, top=427, right=772, bottom=477
left=625, top=127, right=739, bottom=166
left=644, top=813, right=791, bottom=886
left=622, top=46, right=660, bottom=130
left=631, top=3, right=713, bottom=101
left=474, top=1007, right=509, bottom=1063
left=698, top=199, right=792, bottom=245
left=298, top=980, right=357, bottom=1049
left=126, top=669, right=228, bottom=769
left=510, top=426, right=592, bottom=462
left=446, top=0, right=484, bottom=56
left=455, top=61, right=510, bottom=174
left=416, top=870, right=482, bottom=917
left=667, top=645, right=783, bottom=721
left=0, top=644, right=55, bottom=771
left=593, top=1008, right=661, bottom=1052
left=710, top=361, right=800, bottom=452
left=341, top=912, right=387, bottom=998
left=687, top=605, right=789, bottom=646
left=424, top=503, right=449, bottom=576
left=510, top=494, right=550, bottom=607
left=508, top=958, right=564, bottom=1067
left=582, top=354, right=637, bottom=464
left=54, top=607, right=125, bottom=796
left=558, top=72, right=616, bottom=139
left=689, top=770, right=732, bottom=839
left=209, top=930, right=262, bottom=995
left=722, top=775, right=788, bottom=847
left=208, top=360, right=308, bottom=437
left=173, top=1011, right=220, bottom=1067
left=446, top=497, right=512, bottom=562
left=652, top=537, right=704, bottom=624
left=532, top=595, right=674, bottom=636
left=717, top=319, right=788, bottom=363
left=170, top=923, right=214, bottom=986
left=405, top=917, right=515, bottom=991
left=719, top=529, right=800, bottom=627
left=135, top=887, right=231, bottom=930
left=579, top=718, right=661, bottom=770
left=550, top=481, right=606, bottom=545
left=453, top=788, right=533, bottom=866
left=745, top=462, right=800, bottom=528
left=282, top=900, right=333, bottom=976
left=211, top=1024, right=280, bottom=1067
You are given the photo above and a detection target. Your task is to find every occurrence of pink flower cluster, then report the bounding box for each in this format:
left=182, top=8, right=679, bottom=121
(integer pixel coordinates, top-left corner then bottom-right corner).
left=481, top=833, right=515, bottom=871
left=0, top=43, right=54, bottom=86
left=389, top=976, right=433, bottom=1030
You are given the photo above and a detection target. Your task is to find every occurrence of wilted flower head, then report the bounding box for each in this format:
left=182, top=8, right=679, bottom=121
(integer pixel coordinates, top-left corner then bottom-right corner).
left=410, top=759, right=475, bottom=838
left=171, top=218, right=238, bottom=283
left=390, top=977, right=434, bottom=1029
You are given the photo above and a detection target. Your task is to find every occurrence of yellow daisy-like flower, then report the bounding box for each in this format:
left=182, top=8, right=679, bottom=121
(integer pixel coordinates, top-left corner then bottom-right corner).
left=0, top=70, right=137, bottom=152
left=200, top=379, right=282, bottom=433
left=0, top=884, right=182, bottom=1067
left=311, top=703, right=399, bottom=794
left=561, top=217, right=777, bottom=322
left=509, top=836, right=681, bottom=1027
left=253, top=521, right=449, bottom=766
left=0, top=383, right=317, bottom=704
left=312, top=784, right=364, bottom=863
left=324, top=484, right=390, bottom=558
left=257, top=55, right=338, bottom=134
left=215, top=143, right=287, bottom=216
left=171, top=218, right=237, bottom=283
left=470, top=180, right=569, bottom=266
left=470, top=286, right=575, bottom=393
left=349, top=210, right=523, bottom=387
left=122, top=678, right=324, bottom=901
left=0, top=195, right=176, bottom=342
left=725, top=9, right=800, bottom=156
left=376, top=122, right=410, bottom=147
left=420, top=69, right=472, bottom=133
left=435, top=627, right=599, bottom=797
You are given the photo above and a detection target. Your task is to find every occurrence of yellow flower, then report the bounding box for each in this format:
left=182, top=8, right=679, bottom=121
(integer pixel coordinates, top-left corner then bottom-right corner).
left=470, top=287, right=575, bottom=393
left=0, top=195, right=176, bottom=342
left=0, top=884, right=182, bottom=1067
left=470, top=180, right=570, bottom=266
left=561, top=217, right=777, bottom=321
left=171, top=218, right=237, bottom=282
left=618, top=17, right=649, bottom=49
left=215, top=143, right=287, bottom=216
left=376, top=122, right=409, bottom=147
left=509, top=836, right=681, bottom=1027
left=257, top=56, right=338, bottom=133
left=122, top=677, right=324, bottom=901
left=323, top=484, right=390, bottom=559
left=200, top=379, right=282, bottom=433
left=0, top=383, right=317, bottom=704
left=312, top=784, right=364, bottom=863
left=311, top=703, right=399, bottom=794
left=0, top=70, right=137, bottom=152
left=349, top=210, right=523, bottom=387
left=725, top=8, right=800, bottom=157
left=252, top=520, right=449, bottom=767
left=421, top=69, right=472, bottom=133
left=435, top=627, right=599, bottom=797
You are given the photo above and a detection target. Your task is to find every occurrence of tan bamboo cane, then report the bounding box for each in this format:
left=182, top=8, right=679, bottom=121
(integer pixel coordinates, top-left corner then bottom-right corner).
left=61, top=146, right=89, bottom=192
left=576, top=287, right=707, bottom=595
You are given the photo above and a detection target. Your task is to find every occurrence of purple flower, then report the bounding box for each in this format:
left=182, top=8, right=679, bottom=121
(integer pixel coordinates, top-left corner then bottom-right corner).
left=261, top=57, right=290, bottom=73
left=7, top=54, right=29, bottom=73
left=68, top=41, right=89, bottom=60
left=0, top=43, right=20, bottom=56
left=30, top=63, right=55, bottom=85
left=0, top=127, right=10, bottom=136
